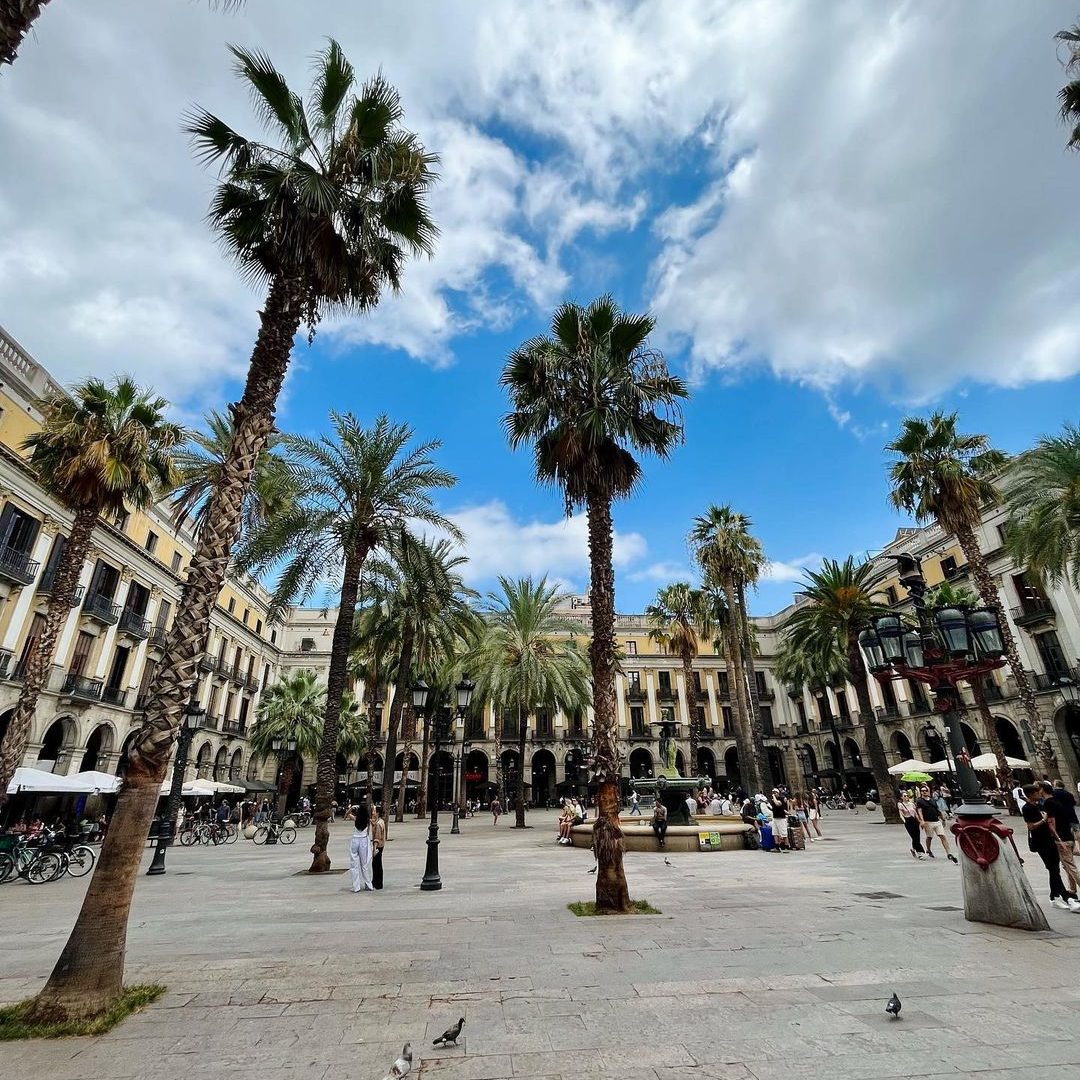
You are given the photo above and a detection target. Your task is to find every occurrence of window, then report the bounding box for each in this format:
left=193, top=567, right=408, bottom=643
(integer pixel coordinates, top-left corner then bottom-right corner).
left=625, top=640, right=637, bottom=656
left=40, top=533, right=66, bottom=587
left=256, top=618, right=263, bottom=635
left=0, top=502, right=40, bottom=555
left=535, top=708, right=552, bottom=738
left=69, top=630, right=94, bottom=678
left=156, top=599, right=172, bottom=630
left=755, top=671, right=768, bottom=696
left=300, top=637, right=315, bottom=653
left=836, top=690, right=851, bottom=722
left=144, top=530, right=158, bottom=554
left=717, top=672, right=730, bottom=699
left=1035, top=631, right=1070, bottom=679
left=105, top=645, right=129, bottom=694
left=996, top=524, right=1008, bottom=547
left=227, top=597, right=236, bottom=615
left=237, top=697, right=250, bottom=731
left=208, top=685, right=221, bottom=717
left=880, top=677, right=897, bottom=708
left=760, top=705, right=775, bottom=736
left=233, top=645, right=242, bottom=674
left=692, top=671, right=703, bottom=693
left=795, top=699, right=808, bottom=732
left=658, top=670, right=672, bottom=693
left=171, top=551, right=182, bottom=573
left=125, top=581, right=150, bottom=617
left=88, top=560, right=119, bottom=601
left=243, top=608, right=250, bottom=625
left=909, top=679, right=930, bottom=713
left=225, top=692, right=236, bottom=722
left=693, top=705, right=706, bottom=729
left=16, top=612, right=47, bottom=676
left=940, top=555, right=958, bottom=579
left=885, top=585, right=898, bottom=605
left=271, top=629, right=278, bottom=645
left=630, top=706, right=647, bottom=736
left=112, top=508, right=129, bottom=531
left=721, top=705, right=734, bottom=736
left=262, top=663, right=271, bottom=689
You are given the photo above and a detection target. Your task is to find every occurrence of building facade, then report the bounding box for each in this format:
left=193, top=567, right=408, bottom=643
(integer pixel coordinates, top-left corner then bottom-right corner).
left=2, top=324, right=1078, bottom=807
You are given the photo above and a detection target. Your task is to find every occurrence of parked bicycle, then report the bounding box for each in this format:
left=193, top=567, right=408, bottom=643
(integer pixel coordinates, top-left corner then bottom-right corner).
left=178, top=821, right=237, bottom=846
left=0, top=830, right=93, bottom=883
left=252, top=818, right=296, bottom=845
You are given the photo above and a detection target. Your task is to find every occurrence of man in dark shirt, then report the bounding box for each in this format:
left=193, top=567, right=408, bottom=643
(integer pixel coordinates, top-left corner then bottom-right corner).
left=1023, top=783, right=1080, bottom=912
left=770, top=789, right=790, bottom=851
left=915, top=785, right=957, bottom=862
left=1052, top=780, right=1080, bottom=852
left=1039, top=781, right=1080, bottom=895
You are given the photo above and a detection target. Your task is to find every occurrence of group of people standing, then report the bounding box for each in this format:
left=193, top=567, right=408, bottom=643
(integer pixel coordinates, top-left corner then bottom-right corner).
left=897, top=785, right=959, bottom=862
left=1020, top=780, right=1080, bottom=911
left=348, top=803, right=386, bottom=893
left=739, top=789, right=824, bottom=851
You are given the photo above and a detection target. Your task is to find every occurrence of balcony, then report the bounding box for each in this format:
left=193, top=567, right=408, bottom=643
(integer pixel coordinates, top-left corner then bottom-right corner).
left=629, top=723, right=651, bottom=740
left=0, top=545, right=40, bottom=587
left=756, top=686, right=776, bottom=703
left=697, top=728, right=717, bottom=741
left=656, top=686, right=678, bottom=703
left=197, top=656, right=216, bottom=673
left=222, top=718, right=246, bottom=735
left=625, top=686, right=646, bottom=703
left=692, top=687, right=709, bottom=703
left=101, top=685, right=129, bottom=708
left=874, top=705, right=902, bottom=722
left=563, top=729, right=589, bottom=742
left=61, top=673, right=103, bottom=702
left=532, top=726, right=555, bottom=743
left=202, top=713, right=221, bottom=731
left=148, top=625, right=169, bottom=650
left=1011, top=600, right=1056, bottom=628
left=37, top=571, right=85, bottom=606
left=980, top=682, right=1005, bottom=702
left=1034, top=669, right=1077, bottom=693
left=213, top=657, right=230, bottom=679
left=244, top=672, right=259, bottom=691
left=904, top=698, right=932, bottom=717
left=82, top=592, right=121, bottom=626
left=716, top=681, right=731, bottom=701
left=118, top=609, right=150, bottom=640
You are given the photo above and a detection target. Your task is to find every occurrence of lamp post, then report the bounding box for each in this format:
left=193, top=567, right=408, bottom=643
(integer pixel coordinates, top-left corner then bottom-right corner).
left=921, top=720, right=955, bottom=779
left=414, top=679, right=449, bottom=891
left=147, top=698, right=204, bottom=876
left=450, top=676, right=474, bottom=835
left=267, top=733, right=297, bottom=844
left=860, top=553, right=1048, bottom=930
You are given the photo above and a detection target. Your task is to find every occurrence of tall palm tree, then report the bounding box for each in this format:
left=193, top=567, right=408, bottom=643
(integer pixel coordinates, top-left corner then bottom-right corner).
left=502, top=295, right=686, bottom=913
left=781, top=557, right=900, bottom=823
left=1056, top=23, right=1080, bottom=149
left=335, top=690, right=368, bottom=799
left=645, top=582, right=710, bottom=775
left=235, top=412, right=458, bottom=871
left=1004, top=424, right=1080, bottom=592
left=689, top=505, right=769, bottom=793
left=250, top=669, right=325, bottom=813
left=886, top=412, right=1056, bottom=775
left=463, top=577, right=591, bottom=827
left=0, top=377, right=182, bottom=800
left=170, top=410, right=295, bottom=541
left=30, top=43, right=438, bottom=1023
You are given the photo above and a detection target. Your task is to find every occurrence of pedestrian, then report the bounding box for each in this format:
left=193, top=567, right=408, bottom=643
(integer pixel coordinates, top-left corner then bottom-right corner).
left=348, top=804, right=374, bottom=893
left=651, top=799, right=668, bottom=848
left=805, top=789, right=824, bottom=839
left=1022, top=784, right=1080, bottom=911
left=792, top=792, right=813, bottom=844
left=371, top=804, right=385, bottom=891
left=685, top=791, right=697, bottom=819
left=491, top=796, right=502, bottom=825
left=769, top=788, right=790, bottom=850
left=934, top=786, right=951, bottom=821
left=557, top=799, right=574, bottom=844
left=916, top=784, right=958, bottom=862
left=1051, top=779, right=1080, bottom=853
left=1039, top=781, right=1080, bottom=896
left=629, top=790, right=641, bottom=816
left=897, top=789, right=925, bottom=859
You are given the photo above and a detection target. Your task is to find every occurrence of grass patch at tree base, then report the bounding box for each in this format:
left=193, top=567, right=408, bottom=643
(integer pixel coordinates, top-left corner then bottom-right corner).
left=0, top=984, right=165, bottom=1040
left=568, top=899, right=661, bottom=916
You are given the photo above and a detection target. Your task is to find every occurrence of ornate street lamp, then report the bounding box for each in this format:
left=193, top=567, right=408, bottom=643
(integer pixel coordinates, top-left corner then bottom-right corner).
left=864, top=553, right=1047, bottom=931
left=415, top=679, right=454, bottom=891
left=147, top=697, right=204, bottom=876
left=450, top=676, right=474, bottom=835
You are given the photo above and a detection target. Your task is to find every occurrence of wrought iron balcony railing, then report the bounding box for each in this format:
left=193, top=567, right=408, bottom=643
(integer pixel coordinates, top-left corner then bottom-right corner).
left=82, top=592, right=121, bottom=625
left=0, top=545, right=40, bottom=587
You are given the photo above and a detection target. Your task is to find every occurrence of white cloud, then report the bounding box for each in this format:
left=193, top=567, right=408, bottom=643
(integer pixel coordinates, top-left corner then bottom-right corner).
left=445, top=500, right=647, bottom=590
left=762, top=553, right=824, bottom=584
left=627, top=561, right=695, bottom=585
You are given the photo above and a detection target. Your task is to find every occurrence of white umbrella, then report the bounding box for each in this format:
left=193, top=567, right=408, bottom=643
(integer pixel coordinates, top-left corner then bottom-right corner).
left=887, top=758, right=934, bottom=775
left=6, top=767, right=86, bottom=794
left=924, top=760, right=953, bottom=773
left=969, top=753, right=1029, bottom=771
left=69, top=770, right=122, bottom=793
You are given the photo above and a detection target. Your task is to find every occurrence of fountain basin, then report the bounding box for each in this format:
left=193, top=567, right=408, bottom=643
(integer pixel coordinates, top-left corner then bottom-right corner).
left=569, top=815, right=753, bottom=853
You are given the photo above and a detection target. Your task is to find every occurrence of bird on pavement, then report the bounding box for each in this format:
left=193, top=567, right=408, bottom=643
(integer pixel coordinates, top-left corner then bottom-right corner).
left=664, top=857, right=673, bottom=867
left=587, top=864, right=597, bottom=874
left=382, top=1042, right=412, bottom=1078
left=886, top=993, right=901, bottom=1020
left=433, top=1018, right=465, bottom=1046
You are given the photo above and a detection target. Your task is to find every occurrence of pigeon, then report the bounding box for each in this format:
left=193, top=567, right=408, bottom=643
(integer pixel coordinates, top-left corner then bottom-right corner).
left=433, top=1017, right=465, bottom=1046
left=886, top=993, right=901, bottom=1020
left=382, top=1042, right=412, bottom=1078
left=587, top=864, right=597, bottom=874
left=664, top=857, right=673, bottom=867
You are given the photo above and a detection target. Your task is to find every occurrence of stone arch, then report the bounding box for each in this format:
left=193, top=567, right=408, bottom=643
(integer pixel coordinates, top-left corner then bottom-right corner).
left=960, top=722, right=981, bottom=755
left=194, top=740, right=213, bottom=779
left=79, top=722, right=116, bottom=773
left=766, top=746, right=786, bottom=787
left=891, top=730, right=913, bottom=762
left=464, top=748, right=489, bottom=801
left=801, top=743, right=818, bottom=778
left=696, top=746, right=716, bottom=786
left=531, top=747, right=556, bottom=807
left=824, top=739, right=841, bottom=772
left=116, top=729, right=140, bottom=777
left=994, top=716, right=1025, bottom=760
left=500, top=748, right=521, bottom=798
left=395, top=750, right=420, bottom=773
left=230, top=748, right=243, bottom=782
left=213, top=745, right=230, bottom=781
left=246, top=756, right=261, bottom=782
left=843, top=737, right=863, bottom=769
left=1053, top=704, right=1080, bottom=780
left=920, top=724, right=947, bottom=764
left=36, top=716, right=76, bottom=770
left=724, top=745, right=741, bottom=787
left=629, top=747, right=653, bottom=780
left=674, top=748, right=686, bottom=775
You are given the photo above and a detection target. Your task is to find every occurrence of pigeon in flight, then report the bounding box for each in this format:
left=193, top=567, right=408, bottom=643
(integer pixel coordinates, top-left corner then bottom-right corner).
left=433, top=1018, right=465, bottom=1046
left=587, top=864, right=597, bottom=874
left=664, top=857, right=673, bottom=867
left=886, top=993, right=901, bottom=1020
left=383, top=1042, right=412, bottom=1078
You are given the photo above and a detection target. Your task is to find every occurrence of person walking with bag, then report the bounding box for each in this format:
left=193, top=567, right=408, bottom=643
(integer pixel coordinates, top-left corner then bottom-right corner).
left=1023, top=784, right=1080, bottom=912
left=371, top=804, right=385, bottom=891
left=349, top=805, right=374, bottom=893
left=898, top=789, right=925, bottom=859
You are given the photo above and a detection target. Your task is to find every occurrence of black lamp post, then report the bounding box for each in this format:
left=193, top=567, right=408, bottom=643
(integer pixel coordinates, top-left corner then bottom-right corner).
left=147, top=698, right=203, bottom=876
left=450, top=676, right=474, bottom=835
left=267, top=733, right=297, bottom=844
left=415, top=679, right=450, bottom=891
left=921, top=720, right=955, bottom=779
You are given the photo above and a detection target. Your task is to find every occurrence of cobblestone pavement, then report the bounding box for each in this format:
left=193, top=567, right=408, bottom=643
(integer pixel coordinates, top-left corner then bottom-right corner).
left=3, top=809, right=1080, bottom=1079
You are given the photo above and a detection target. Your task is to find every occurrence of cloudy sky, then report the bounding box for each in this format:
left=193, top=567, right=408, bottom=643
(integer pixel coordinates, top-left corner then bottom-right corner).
left=3, top=1, right=1079, bottom=613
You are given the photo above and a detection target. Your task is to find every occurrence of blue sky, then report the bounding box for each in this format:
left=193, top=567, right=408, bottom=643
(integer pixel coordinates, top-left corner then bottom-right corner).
left=3, top=2, right=1080, bottom=616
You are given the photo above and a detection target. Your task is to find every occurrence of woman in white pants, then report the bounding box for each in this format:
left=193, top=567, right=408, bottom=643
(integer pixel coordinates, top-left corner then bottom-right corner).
left=349, top=805, right=374, bottom=893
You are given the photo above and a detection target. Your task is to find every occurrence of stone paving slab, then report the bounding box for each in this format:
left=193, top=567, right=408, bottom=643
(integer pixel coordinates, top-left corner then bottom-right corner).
left=3, top=809, right=1080, bottom=1078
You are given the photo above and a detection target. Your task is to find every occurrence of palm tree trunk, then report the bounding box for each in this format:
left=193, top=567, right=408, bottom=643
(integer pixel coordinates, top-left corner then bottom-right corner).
left=395, top=707, right=415, bottom=823
left=415, top=713, right=430, bottom=817
left=277, top=757, right=296, bottom=818
left=721, top=631, right=755, bottom=792
left=845, top=634, right=900, bottom=823
left=723, top=578, right=765, bottom=793
left=380, top=624, right=414, bottom=833
left=515, top=702, right=527, bottom=827
left=310, top=544, right=368, bottom=872
left=736, top=580, right=773, bottom=789
left=682, top=649, right=699, bottom=781
left=954, top=521, right=1057, bottom=776
left=26, top=275, right=302, bottom=1023
left=0, top=504, right=97, bottom=799
left=585, top=492, right=630, bottom=913
left=969, top=680, right=1017, bottom=813
left=0, top=0, right=51, bottom=67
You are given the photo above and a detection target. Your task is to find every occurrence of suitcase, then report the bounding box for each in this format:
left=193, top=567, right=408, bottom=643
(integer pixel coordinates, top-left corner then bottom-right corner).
left=760, top=824, right=774, bottom=850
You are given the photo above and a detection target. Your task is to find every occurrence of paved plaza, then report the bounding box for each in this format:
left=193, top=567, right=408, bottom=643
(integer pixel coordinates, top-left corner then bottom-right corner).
left=3, top=810, right=1080, bottom=1079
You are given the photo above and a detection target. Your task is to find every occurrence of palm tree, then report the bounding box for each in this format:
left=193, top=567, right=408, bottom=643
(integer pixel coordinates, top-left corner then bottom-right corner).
left=30, top=43, right=438, bottom=1023
left=235, top=412, right=458, bottom=871
left=502, top=295, right=686, bottom=912
left=645, top=582, right=710, bottom=775
left=335, top=690, right=368, bottom=800
left=1056, top=23, right=1080, bottom=148
left=170, top=410, right=295, bottom=541
left=689, top=505, right=769, bottom=793
left=0, top=377, right=182, bottom=800
left=463, top=578, right=591, bottom=827
left=781, top=557, right=900, bottom=823
left=1004, top=424, right=1080, bottom=592
left=886, top=412, right=1056, bottom=776
left=250, top=669, right=325, bottom=813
